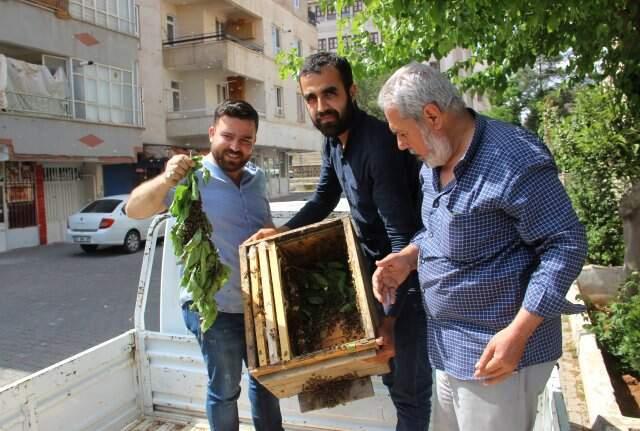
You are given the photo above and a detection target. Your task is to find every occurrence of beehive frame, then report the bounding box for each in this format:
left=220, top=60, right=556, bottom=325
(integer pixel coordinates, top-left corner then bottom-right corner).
left=240, top=216, right=388, bottom=399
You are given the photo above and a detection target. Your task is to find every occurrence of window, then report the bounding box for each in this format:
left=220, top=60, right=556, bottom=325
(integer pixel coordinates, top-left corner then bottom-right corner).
left=69, top=0, right=136, bottom=35
left=72, top=59, right=139, bottom=125
left=328, top=37, right=338, bottom=51
left=296, top=93, right=306, bottom=122
left=353, top=1, right=363, bottom=12
left=272, top=25, right=282, bottom=55
left=6, top=162, right=36, bottom=229
left=296, top=38, right=303, bottom=56
left=342, top=35, right=351, bottom=48
left=215, top=18, right=224, bottom=34
left=278, top=151, right=287, bottom=177
left=341, top=5, right=351, bottom=16
left=134, top=4, right=140, bottom=35
left=169, top=81, right=180, bottom=112
left=314, top=5, right=324, bottom=18
left=82, top=199, right=122, bottom=213
left=217, top=83, right=228, bottom=104
left=326, top=5, right=336, bottom=19
left=275, top=86, right=284, bottom=117
left=166, top=15, right=176, bottom=41
left=369, top=32, right=380, bottom=44
left=318, top=38, right=327, bottom=51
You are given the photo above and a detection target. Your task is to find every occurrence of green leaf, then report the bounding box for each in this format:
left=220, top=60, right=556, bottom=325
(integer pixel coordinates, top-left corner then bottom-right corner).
left=168, top=157, right=229, bottom=330
left=184, top=245, right=201, bottom=270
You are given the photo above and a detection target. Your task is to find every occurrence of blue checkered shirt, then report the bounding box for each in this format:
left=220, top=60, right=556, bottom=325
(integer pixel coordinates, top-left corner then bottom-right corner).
left=412, top=112, right=587, bottom=380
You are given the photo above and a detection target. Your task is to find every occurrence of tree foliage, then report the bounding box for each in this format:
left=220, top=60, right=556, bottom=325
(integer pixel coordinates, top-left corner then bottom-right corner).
left=311, top=0, right=640, bottom=115
left=484, top=55, right=566, bottom=129
left=540, top=84, right=640, bottom=265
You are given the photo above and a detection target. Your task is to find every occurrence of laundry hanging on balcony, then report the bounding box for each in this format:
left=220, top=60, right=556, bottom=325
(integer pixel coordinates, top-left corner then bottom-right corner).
left=0, top=54, right=68, bottom=116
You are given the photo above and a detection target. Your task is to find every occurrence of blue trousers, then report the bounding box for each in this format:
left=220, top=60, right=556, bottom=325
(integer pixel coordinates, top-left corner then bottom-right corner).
left=182, top=305, right=283, bottom=431
left=382, top=291, right=433, bottom=431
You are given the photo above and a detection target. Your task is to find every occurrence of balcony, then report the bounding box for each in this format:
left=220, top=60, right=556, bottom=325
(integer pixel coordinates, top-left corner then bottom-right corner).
left=1, top=91, right=72, bottom=119
left=166, top=106, right=265, bottom=140
left=22, top=0, right=70, bottom=19
left=163, top=32, right=268, bottom=81
left=0, top=53, right=143, bottom=127
left=1, top=87, right=144, bottom=127
left=166, top=107, right=318, bottom=152
left=163, top=0, right=258, bottom=13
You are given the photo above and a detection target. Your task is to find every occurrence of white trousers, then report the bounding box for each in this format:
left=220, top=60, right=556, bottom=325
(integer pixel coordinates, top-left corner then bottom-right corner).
left=432, top=361, right=556, bottom=431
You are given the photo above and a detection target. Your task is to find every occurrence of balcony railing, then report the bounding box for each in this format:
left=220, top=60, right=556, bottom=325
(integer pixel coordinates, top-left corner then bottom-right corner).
left=163, top=32, right=264, bottom=54
left=2, top=89, right=144, bottom=126
left=23, top=0, right=71, bottom=19
left=2, top=91, right=72, bottom=119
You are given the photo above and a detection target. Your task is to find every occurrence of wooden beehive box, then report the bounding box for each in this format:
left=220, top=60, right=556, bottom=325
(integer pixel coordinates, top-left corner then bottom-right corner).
left=239, top=216, right=389, bottom=411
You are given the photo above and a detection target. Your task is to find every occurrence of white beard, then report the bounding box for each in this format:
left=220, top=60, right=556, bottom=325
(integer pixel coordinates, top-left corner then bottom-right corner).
left=418, top=123, right=453, bottom=168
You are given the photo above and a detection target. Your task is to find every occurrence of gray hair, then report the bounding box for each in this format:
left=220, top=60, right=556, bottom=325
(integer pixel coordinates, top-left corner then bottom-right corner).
left=378, top=62, right=466, bottom=120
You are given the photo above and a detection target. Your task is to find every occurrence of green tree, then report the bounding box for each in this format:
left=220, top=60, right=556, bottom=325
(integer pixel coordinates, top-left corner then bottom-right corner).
left=314, top=0, right=640, bottom=115
left=354, top=72, right=389, bottom=120
left=484, top=55, right=566, bottom=129
left=541, top=84, right=640, bottom=265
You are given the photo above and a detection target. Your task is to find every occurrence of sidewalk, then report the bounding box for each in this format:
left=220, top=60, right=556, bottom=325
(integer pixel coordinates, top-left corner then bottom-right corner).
left=559, top=316, right=590, bottom=430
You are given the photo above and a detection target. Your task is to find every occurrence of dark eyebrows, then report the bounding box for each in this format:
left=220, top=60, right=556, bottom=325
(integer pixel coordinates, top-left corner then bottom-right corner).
left=303, top=85, right=339, bottom=100
left=322, top=86, right=338, bottom=95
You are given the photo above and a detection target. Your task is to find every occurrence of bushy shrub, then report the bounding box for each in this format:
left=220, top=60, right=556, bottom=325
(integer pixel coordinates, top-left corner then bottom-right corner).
left=588, top=272, right=640, bottom=374
left=540, top=85, right=640, bottom=265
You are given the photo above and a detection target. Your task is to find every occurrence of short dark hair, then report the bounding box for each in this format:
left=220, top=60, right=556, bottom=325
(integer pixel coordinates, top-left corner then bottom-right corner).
left=213, top=99, right=259, bottom=131
left=299, top=52, right=354, bottom=91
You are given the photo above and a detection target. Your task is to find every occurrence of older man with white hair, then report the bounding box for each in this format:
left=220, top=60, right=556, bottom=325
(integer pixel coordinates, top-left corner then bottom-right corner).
left=372, top=62, right=587, bottom=431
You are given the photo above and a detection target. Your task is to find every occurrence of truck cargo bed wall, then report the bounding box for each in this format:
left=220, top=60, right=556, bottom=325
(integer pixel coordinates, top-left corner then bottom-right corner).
left=0, top=331, right=140, bottom=431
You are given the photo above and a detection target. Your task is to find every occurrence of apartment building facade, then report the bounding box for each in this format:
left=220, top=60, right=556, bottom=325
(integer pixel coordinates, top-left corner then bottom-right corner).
left=0, top=0, right=143, bottom=251
left=310, top=0, right=378, bottom=53
left=138, top=0, right=319, bottom=199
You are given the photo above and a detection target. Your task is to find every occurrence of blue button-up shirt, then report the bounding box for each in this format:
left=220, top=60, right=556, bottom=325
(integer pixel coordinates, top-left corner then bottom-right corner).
left=413, top=112, right=587, bottom=379
left=167, top=158, right=272, bottom=313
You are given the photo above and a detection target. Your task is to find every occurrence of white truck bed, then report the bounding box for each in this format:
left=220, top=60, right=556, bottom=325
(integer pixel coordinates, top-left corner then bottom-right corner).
left=0, top=209, right=570, bottom=431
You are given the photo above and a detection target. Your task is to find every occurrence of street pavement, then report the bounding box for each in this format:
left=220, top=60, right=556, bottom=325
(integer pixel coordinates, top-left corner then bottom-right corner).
left=0, top=193, right=313, bottom=388
left=0, top=241, right=163, bottom=388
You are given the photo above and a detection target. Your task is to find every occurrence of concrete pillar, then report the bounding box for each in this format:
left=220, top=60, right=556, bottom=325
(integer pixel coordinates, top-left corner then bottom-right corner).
left=620, top=183, right=640, bottom=271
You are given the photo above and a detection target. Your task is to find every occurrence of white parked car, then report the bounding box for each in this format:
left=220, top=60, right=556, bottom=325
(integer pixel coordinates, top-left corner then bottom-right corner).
left=66, top=194, right=164, bottom=253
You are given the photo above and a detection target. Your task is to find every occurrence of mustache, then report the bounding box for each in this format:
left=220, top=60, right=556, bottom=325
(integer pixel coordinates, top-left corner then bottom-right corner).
left=224, top=149, right=243, bottom=157
left=316, top=109, right=340, bottom=121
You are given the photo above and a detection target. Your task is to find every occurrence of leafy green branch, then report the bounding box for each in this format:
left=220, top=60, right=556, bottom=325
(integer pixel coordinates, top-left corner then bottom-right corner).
left=169, top=156, right=231, bottom=332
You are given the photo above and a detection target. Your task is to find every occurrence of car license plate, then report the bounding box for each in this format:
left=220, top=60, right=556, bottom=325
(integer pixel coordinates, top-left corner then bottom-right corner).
left=73, top=236, right=91, bottom=243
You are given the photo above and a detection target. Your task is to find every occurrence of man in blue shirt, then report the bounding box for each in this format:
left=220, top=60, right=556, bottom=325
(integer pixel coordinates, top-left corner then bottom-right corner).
left=373, top=62, right=588, bottom=431
left=126, top=100, right=282, bottom=431
left=249, top=53, right=432, bottom=431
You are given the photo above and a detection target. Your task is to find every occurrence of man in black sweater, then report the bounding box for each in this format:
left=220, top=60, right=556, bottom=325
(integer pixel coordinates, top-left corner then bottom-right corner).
left=249, top=53, right=432, bottom=430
